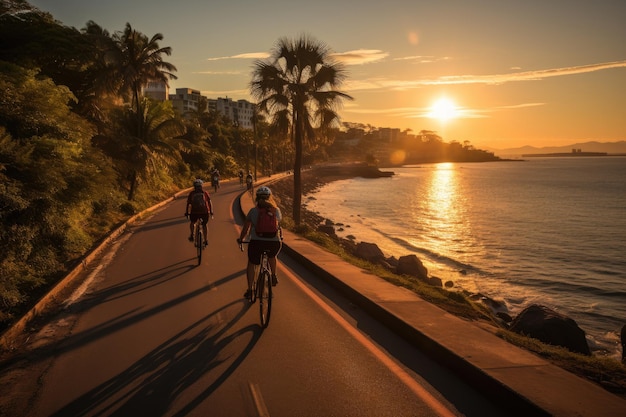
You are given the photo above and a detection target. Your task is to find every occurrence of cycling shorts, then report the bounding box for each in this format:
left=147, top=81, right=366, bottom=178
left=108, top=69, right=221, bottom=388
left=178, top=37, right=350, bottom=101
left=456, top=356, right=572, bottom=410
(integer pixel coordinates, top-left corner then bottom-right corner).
left=248, top=240, right=282, bottom=265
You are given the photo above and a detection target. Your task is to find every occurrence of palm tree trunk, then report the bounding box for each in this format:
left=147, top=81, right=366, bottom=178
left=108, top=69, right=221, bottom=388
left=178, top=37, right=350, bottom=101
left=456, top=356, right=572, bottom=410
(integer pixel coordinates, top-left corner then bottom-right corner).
left=128, top=169, right=138, bottom=201
left=293, top=116, right=303, bottom=225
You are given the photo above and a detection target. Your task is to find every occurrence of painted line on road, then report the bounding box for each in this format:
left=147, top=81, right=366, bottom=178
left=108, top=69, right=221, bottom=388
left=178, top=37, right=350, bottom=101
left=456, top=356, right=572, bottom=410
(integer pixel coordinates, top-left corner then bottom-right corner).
left=281, top=266, right=456, bottom=417
left=248, top=382, right=270, bottom=417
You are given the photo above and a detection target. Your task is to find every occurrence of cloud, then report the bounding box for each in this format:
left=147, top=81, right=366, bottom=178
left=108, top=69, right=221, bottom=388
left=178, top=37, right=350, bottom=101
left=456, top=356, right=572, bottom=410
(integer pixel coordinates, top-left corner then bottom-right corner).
left=344, top=60, right=626, bottom=92
left=200, top=88, right=249, bottom=97
left=342, top=101, right=545, bottom=121
left=331, top=49, right=389, bottom=65
left=207, top=52, right=269, bottom=61
left=393, top=55, right=452, bottom=64
left=496, top=103, right=545, bottom=109
left=420, top=60, right=626, bottom=85
left=194, top=70, right=244, bottom=75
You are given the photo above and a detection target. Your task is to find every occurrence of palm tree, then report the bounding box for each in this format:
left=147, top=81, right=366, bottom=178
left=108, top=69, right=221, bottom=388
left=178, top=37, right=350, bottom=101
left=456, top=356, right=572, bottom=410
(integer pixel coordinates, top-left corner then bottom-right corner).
left=250, top=35, right=352, bottom=224
left=111, top=99, right=186, bottom=200
left=113, top=23, right=177, bottom=113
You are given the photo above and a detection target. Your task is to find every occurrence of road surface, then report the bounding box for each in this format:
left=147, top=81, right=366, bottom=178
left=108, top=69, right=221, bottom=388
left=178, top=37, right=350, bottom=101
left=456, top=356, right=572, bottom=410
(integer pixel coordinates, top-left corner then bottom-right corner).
left=1, top=179, right=509, bottom=416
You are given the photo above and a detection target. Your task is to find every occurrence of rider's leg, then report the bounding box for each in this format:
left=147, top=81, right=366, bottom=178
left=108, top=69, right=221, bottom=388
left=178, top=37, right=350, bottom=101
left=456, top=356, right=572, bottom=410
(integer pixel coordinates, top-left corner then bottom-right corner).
left=188, top=221, right=194, bottom=241
left=246, top=261, right=256, bottom=295
left=269, top=257, right=278, bottom=285
left=202, top=224, right=208, bottom=244
left=268, top=257, right=277, bottom=275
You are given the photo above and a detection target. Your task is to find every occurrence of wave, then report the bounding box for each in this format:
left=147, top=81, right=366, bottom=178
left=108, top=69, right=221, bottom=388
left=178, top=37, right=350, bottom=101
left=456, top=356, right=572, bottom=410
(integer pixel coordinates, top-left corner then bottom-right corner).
left=370, top=227, right=484, bottom=274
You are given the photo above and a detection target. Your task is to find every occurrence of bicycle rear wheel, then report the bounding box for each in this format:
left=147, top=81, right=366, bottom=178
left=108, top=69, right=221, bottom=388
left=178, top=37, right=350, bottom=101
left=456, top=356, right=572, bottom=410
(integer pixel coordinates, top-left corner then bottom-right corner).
left=259, top=269, right=272, bottom=328
left=195, top=227, right=202, bottom=265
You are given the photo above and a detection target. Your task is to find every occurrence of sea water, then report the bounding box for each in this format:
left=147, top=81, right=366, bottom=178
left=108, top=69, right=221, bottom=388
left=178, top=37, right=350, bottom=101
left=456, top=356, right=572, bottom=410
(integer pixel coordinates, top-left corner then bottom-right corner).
left=304, top=157, right=626, bottom=358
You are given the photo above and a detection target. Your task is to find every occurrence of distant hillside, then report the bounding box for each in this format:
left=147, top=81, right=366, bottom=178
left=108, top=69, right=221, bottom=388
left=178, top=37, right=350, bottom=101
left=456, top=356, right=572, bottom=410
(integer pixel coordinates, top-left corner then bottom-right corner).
left=487, top=141, right=626, bottom=157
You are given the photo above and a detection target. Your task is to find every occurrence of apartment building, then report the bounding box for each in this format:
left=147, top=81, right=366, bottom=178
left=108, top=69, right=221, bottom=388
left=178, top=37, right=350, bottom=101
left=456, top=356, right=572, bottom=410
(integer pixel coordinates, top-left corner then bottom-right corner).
left=168, top=88, right=202, bottom=115
left=208, top=97, right=255, bottom=130
left=142, top=80, right=169, bottom=101
left=156, top=87, right=256, bottom=130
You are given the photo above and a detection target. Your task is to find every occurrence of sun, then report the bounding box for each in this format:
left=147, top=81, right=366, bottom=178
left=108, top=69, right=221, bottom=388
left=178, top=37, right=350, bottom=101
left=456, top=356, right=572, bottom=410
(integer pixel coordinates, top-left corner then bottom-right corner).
left=428, top=97, right=458, bottom=122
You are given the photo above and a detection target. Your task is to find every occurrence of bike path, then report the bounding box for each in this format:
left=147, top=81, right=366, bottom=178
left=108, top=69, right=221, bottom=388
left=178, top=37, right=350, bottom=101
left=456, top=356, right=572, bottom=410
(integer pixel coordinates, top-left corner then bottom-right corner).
left=240, top=189, right=626, bottom=417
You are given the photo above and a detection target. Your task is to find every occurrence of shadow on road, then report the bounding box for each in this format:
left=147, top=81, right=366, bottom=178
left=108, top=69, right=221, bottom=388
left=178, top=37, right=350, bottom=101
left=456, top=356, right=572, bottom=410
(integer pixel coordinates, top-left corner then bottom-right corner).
left=49, top=299, right=262, bottom=416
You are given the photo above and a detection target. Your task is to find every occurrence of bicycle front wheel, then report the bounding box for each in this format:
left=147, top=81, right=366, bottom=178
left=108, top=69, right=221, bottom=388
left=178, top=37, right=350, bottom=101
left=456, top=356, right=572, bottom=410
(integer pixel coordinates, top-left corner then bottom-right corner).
left=259, top=269, right=272, bottom=328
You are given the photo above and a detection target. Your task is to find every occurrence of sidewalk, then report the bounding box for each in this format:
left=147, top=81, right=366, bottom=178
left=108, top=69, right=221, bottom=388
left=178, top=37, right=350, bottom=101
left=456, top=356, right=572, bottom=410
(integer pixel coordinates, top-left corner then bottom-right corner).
left=240, top=189, right=626, bottom=417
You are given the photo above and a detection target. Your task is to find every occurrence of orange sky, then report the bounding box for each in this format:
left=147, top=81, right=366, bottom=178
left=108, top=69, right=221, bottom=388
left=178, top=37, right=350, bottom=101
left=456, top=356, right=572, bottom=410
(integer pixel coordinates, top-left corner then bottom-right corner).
left=29, top=0, right=626, bottom=149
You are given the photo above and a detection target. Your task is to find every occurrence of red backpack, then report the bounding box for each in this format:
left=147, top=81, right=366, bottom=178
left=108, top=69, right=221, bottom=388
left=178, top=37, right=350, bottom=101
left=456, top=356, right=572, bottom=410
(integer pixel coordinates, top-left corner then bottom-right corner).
left=255, top=206, right=278, bottom=238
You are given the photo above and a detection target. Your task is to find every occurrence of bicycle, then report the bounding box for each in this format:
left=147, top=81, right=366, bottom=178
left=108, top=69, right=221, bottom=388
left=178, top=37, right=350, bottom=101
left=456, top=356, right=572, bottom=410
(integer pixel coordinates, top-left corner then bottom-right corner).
left=246, top=176, right=254, bottom=197
left=193, top=217, right=206, bottom=265
left=239, top=241, right=272, bottom=328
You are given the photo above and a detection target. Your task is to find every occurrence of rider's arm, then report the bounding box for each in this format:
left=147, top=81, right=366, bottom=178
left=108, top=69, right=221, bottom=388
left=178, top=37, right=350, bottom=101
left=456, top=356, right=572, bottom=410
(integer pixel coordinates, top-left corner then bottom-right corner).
left=238, top=219, right=251, bottom=243
left=184, top=196, right=191, bottom=216
left=206, top=193, right=214, bottom=215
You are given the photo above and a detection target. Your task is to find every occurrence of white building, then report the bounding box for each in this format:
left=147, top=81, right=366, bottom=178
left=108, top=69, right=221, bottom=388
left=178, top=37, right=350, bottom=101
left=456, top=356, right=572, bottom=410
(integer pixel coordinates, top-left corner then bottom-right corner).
left=208, top=97, right=255, bottom=130
left=142, top=80, right=169, bottom=101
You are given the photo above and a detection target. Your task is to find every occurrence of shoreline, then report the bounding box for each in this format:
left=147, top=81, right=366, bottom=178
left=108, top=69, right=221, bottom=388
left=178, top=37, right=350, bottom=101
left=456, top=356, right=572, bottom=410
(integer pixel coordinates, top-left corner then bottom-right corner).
left=269, top=164, right=392, bottom=227
left=268, top=166, right=623, bottom=360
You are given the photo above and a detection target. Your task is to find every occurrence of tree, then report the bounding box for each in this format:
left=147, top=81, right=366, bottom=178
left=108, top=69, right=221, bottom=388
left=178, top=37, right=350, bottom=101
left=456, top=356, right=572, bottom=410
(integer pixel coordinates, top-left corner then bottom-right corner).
left=112, top=23, right=177, bottom=114
left=107, top=99, right=186, bottom=200
left=250, top=35, right=352, bottom=224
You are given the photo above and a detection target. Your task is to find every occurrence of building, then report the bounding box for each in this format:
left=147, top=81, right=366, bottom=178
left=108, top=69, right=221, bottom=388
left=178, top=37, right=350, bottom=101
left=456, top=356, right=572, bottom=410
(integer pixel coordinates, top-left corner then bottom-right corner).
left=168, top=88, right=202, bottom=115
left=142, top=80, right=169, bottom=101
left=208, top=97, right=255, bottom=130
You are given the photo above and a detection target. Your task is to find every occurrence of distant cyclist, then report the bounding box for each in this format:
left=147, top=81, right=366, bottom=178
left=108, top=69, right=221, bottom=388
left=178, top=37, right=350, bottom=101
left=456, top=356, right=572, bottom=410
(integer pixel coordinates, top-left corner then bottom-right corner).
left=238, top=169, right=244, bottom=187
left=237, top=186, right=282, bottom=299
left=245, top=170, right=253, bottom=193
left=210, top=168, right=220, bottom=190
left=184, top=179, right=213, bottom=246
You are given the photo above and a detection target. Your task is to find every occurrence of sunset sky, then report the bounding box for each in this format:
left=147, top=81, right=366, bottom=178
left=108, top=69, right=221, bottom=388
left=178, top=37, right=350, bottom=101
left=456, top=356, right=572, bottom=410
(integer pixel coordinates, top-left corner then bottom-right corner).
left=28, top=0, right=626, bottom=149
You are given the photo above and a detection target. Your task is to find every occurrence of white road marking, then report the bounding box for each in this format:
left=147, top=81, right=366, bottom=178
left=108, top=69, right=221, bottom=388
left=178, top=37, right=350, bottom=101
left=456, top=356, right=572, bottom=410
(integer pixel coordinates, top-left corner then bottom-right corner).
left=248, top=382, right=270, bottom=417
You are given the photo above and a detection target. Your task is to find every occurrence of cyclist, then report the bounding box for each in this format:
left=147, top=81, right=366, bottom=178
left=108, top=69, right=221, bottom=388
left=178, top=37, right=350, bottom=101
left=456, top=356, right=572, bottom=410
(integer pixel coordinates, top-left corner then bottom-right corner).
left=210, top=167, right=220, bottom=190
left=245, top=170, right=253, bottom=193
left=237, top=186, right=282, bottom=299
left=238, top=169, right=244, bottom=186
left=185, top=179, right=213, bottom=246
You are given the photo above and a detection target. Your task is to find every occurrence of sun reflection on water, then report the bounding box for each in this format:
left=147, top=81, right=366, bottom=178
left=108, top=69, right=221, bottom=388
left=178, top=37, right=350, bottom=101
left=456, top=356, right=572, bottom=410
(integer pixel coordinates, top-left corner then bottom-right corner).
left=408, top=163, right=482, bottom=287
left=424, top=163, right=460, bottom=245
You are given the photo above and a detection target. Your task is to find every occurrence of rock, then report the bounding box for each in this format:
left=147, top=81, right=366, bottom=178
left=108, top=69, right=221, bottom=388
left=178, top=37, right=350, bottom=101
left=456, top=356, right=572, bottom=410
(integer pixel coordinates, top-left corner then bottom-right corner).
left=385, top=256, right=398, bottom=269
left=396, top=254, right=428, bottom=281
left=497, top=312, right=513, bottom=323
left=444, top=280, right=454, bottom=288
left=509, top=304, right=590, bottom=355
left=355, top=242, right=385, bottom=263
left=427, top=276, right=443, bottom=287
left=317, top=224, right=336, bottom=237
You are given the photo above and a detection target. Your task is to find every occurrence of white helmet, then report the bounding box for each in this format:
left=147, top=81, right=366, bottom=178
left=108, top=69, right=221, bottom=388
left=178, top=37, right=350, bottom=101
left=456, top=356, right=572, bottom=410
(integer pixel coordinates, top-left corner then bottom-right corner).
left=193, top=178, right=203, bottom=187
left=256, top=186, right=271, bottom=199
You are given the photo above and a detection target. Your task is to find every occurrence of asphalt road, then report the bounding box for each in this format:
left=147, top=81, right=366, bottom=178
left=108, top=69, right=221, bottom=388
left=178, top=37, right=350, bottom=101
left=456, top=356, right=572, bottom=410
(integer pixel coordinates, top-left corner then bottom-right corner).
left=3, top=179, right=511, bottom=417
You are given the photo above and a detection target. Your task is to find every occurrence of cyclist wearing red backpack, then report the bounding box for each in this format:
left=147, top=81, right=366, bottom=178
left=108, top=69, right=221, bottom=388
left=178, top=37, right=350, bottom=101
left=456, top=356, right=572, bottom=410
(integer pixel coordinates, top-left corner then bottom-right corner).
left=237, top=186, right=282, bottom=299
left=184, top=179, right=213, bottom=246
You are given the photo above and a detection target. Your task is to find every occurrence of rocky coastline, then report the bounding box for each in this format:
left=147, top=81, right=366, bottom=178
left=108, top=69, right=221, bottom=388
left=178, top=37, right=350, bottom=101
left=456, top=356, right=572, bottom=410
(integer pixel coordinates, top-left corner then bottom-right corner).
left=268, top=164, right=603, bottom=358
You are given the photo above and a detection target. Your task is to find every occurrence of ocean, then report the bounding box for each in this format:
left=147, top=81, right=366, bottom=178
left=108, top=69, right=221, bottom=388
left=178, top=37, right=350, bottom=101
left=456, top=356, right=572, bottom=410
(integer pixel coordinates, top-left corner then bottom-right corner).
left=304, top=156, right=626, bottom=358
